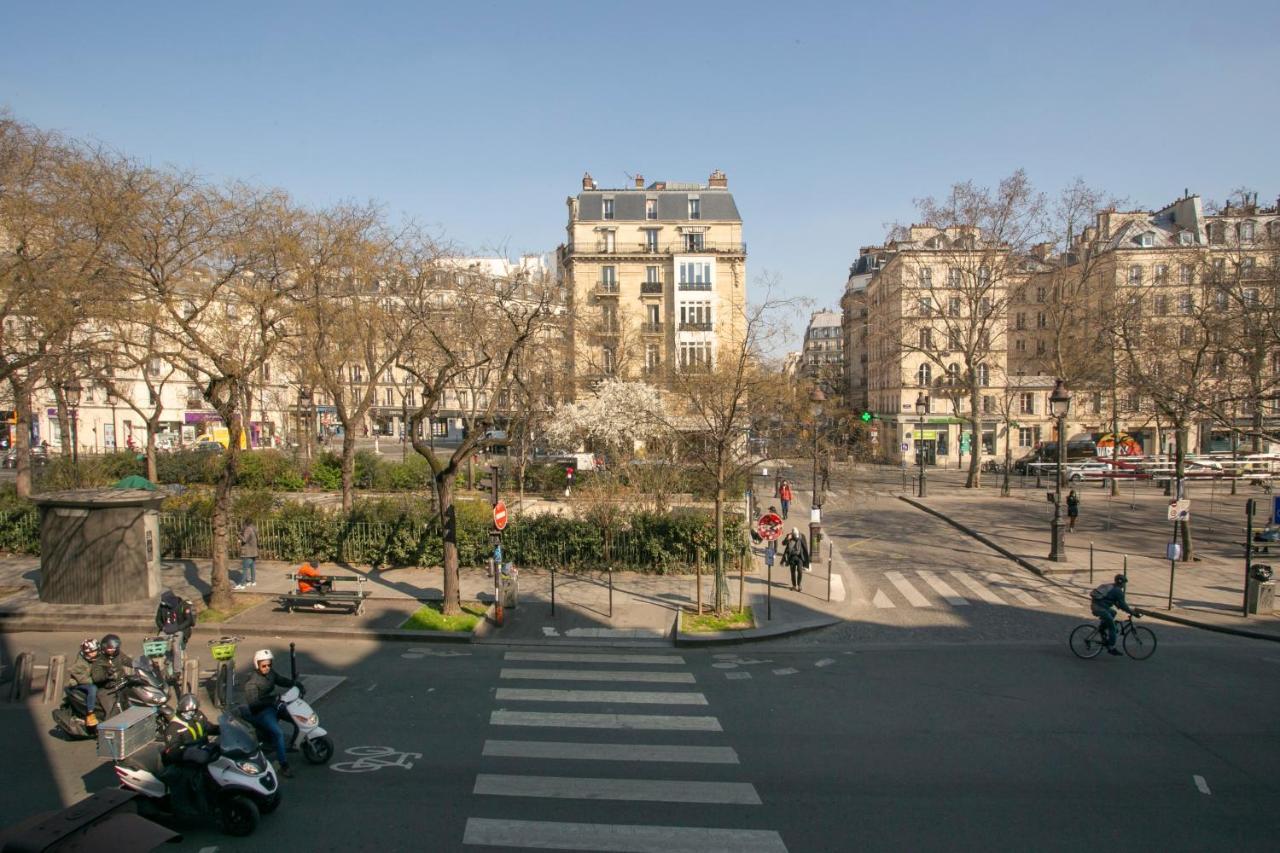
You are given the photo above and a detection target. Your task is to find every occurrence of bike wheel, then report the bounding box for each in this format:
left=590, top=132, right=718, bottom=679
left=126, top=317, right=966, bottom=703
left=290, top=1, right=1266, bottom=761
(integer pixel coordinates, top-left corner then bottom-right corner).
left=1123, top=625, right=1158, bottom=660
left=1069, top=624, right=1104, bottom=659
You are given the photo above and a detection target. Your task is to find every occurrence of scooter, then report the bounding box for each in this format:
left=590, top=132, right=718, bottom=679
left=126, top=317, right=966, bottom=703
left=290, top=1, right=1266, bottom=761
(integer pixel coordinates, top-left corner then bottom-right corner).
left=114, top=713, right=281, bottom=837
left=277, top=643, right=333, bottom=764
left=52, top=663, right=170, bottom=740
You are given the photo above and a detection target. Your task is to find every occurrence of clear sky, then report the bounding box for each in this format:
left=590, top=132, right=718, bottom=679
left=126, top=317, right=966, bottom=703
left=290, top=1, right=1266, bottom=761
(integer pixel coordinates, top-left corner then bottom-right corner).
left=3, top=1, right=1278, bottom=343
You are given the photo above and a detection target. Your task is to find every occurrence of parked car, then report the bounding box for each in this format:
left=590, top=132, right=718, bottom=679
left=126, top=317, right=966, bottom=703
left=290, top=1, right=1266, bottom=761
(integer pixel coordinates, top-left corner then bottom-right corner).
left=2, top=446, right=49, bottom=468
left=1065, top=461, right=1113, bottom=482
left=1014, top=440, right=1099, bottom=473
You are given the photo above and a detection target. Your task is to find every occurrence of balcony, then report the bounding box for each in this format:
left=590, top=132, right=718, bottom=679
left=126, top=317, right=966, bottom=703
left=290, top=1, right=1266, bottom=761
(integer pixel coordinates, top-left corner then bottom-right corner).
left=595, top=281, right=620, bottom=296
left=641, top=322, right=664, bottom=335
left=678, top=321, right=713, bottom=332
left=676, top=281, right=713, bottom=291
left=640, top=281, right=663, bottom=294
left=574, top=240, right=747, bottom=256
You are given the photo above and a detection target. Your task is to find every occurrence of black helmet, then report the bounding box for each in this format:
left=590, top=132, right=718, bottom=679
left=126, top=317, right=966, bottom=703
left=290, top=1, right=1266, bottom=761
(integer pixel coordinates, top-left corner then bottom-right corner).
left=1114, top=574, right=1128, bottom=586
left=100, top=634, right=122, bottom=657
left=177, top=693, right=200, bottom=721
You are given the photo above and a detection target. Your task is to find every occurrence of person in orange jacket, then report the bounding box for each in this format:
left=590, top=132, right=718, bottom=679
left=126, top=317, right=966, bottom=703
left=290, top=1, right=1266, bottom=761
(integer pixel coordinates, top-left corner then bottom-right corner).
left=296, top=557, right=332, bottom=596
left=779, top=480, right=794, bottom=520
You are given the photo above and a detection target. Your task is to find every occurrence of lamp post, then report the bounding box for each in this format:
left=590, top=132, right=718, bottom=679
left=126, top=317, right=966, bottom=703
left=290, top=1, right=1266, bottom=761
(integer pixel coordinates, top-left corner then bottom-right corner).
left=106, top=390, right=118, bottom=452
left=62, top=380, right=82, bottom=464
left=297, top=389, right=313, bottom=460
left=809, top=388, right=825, bottom=556
left=1048, top=378, right=1071, bottom=562
left=915, top=391, right=928, bottom=498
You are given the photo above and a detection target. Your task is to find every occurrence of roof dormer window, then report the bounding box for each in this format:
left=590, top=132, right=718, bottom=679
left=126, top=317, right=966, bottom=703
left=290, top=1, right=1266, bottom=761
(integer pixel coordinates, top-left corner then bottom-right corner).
left=602, top=197, right=615, bottom=220
left=1178, top=231, right=1194, bottom=245
left=1139, top=231, right=1155, bottom=247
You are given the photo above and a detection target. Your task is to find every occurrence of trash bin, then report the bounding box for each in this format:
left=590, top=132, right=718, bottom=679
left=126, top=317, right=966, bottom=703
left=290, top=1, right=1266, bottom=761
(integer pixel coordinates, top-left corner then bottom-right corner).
left=499, top=562, right=519, bottom=609
left=1247, top=566, right=1275, bottom=615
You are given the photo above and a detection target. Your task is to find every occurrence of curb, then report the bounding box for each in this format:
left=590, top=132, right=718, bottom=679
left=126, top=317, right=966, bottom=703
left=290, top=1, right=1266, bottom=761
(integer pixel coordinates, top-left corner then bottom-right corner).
left=673, top=603, right=842, bottom=647
left=899, top=495, right=1054, bottom=578
left=0, top=616, right=475, bottom=644
left=1139, top=609, right=1280, bottom=643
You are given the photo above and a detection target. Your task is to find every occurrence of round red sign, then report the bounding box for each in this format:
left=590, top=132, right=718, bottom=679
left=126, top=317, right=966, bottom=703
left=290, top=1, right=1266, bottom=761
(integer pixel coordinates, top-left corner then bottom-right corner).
left=756, top=512, right=783, bottom=541
left=493, top=500, right=508, bottom=531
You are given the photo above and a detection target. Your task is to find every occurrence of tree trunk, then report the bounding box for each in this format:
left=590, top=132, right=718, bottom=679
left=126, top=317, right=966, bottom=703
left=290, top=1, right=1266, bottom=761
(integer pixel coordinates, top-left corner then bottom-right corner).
left=1001, top=426, right=1011, bottom=497
left=714, top=484, right=726, bottom=614
left=435, top=474, right=461, bottom=615
left=145, top=413, right=160, bottom=483
left=965, top=386, right=981, bottom=488
left=11, top=378, right=33, bottom=498
left=1253, top=402, right=1264, bottom=454
left=1109, top=384, right=1120, bottom=496
left=340, top=427, right=356, bottom=513
left=1175, top=424, right=1193, bottom=561
left=209, top=443, right=237, bottom=613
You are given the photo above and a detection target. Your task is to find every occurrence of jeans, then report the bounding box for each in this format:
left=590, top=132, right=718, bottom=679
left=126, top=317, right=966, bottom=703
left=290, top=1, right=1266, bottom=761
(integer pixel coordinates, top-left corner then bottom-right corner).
left=241, top=557, right=256, bottom=584
left=1093, top=608, right=1118, bottom=648
left=780, top=499, right=790, bottom=519
left=74, top=683, right=98, bottom=716
left=250, top=705, right=288, bottom=765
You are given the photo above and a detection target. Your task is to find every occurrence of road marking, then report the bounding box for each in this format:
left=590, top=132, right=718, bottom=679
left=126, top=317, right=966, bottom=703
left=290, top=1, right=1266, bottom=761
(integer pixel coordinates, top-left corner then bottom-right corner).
left=506, top=652, right=684, bottom=665
left=917, top=571, right=969, bottom=605
left=872, top=589, right=896, bottom=608
left=496, top=688, right=707, bottom=705
left=983, top=573, right=1044, bottom=606
left=886, top=571, right=931, bottom=606
left=462, top=818, right=789, bottom=852
left=330, top=745, right=421, bottom=774
left=490, top=711, right=722, bottom=731
left=725, top=671, right=752, bottom=680
left=474, top=774, right=762, bottom=805
left=948, top=570, right=1006, bottom=604
left=814, top=658, right=835, bottom=668
left=482, top=740, right=739, bottom=764
left=406, top=647, right=470, bottom=657
left=1194, top=774, right=1211, bottom=795
left=365, top=683, right=377, bottom=692
left=829, top=574, right=847, bottom=602
left=500, top=668, right=696, bottom=684
left=198, top=847, right=219, bottom=853
left=712, top=662, right=738, bottom=669
left=772, top=668, right=798, bottom=676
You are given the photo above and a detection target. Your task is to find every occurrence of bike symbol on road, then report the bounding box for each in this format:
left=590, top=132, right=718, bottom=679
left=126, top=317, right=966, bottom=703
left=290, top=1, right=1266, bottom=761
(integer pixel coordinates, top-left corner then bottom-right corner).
left=330, top=745, right=423, bottom=774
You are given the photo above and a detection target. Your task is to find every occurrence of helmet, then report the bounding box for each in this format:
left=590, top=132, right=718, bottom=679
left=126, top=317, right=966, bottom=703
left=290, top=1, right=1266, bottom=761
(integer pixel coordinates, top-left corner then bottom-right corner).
left=252, top=649, right=274, bottom=666
left=80, top=638, right=99, bottom=656
left=1114, top=574, right=1128, bottom=586
left=176, top=693, right=200, bottom=721
left=100, top=634, right=122, bottom=657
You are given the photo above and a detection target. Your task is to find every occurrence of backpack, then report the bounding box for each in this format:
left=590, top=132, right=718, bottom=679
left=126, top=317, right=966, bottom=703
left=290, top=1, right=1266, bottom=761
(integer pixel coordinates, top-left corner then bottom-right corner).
left=1090, top=584, right=1113, bottom=602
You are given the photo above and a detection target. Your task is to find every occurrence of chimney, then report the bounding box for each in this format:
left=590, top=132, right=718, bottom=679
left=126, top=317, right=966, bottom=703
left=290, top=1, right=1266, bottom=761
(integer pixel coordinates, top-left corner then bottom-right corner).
left=634, top=174, right=644, bottom=189
left=708, top=169, right=728, bottom=188
left=582, top=172, right=595, bottom=190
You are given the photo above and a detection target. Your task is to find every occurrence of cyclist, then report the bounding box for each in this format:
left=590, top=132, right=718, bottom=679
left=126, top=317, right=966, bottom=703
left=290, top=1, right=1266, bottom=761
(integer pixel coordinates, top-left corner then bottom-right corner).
left=1090, top=574, right=1139, bottom=656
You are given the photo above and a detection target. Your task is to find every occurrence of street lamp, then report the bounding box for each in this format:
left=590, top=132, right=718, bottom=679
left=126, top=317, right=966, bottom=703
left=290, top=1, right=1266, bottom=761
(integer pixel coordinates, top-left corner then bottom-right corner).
left=1048, top=378, right=1071, bottom=561
left=915, top=390, right=928, bottom=498
left=809, top=387, right=826, bottom=556
left=106, top=390, right=118, bottom=452
left=62, top=379, right=82, bottom=467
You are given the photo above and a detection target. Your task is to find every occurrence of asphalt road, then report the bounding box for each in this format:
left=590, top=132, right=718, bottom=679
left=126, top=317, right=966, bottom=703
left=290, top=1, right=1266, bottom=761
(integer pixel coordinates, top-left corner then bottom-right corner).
left=3, top=623, right=1280, bottom=852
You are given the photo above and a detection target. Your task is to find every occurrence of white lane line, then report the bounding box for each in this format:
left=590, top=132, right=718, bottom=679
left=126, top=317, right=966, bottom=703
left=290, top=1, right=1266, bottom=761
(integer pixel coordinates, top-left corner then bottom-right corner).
left=917, top=571, right=969, bottom=605
left=772, top=668, right=798, bottom=676
left=365, top=683, right=377, bottom=692
left=948, top=570, right=1006, bottom=604
left=725, top=672, right=752, bottom=680
left=983, top=573, right=1044, bottom=607
left=496, top=688, right=707, bottom=705
left=1194, top=774, right=1211, bottom=795
left=474, top=774, right=762, bottom=805
left=197, top=847, right=219, bottom=853
left=490, top=711, right=722, bottom=731
left=814, top=658, right=835, bottom=668
left=872, top=589, right=896, bottom=609
left=505, top=652, right=685, bottom=665
left=482, top=740, right=739, bottom=764
left=885, top=571, right=932, bottom=607
left=500, top=668, right=696, bottom=684
left=462, top=818, right=789, bottom=852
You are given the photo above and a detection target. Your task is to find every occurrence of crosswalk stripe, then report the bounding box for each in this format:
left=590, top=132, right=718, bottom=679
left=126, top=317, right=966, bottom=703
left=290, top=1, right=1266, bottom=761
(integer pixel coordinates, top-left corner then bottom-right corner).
left=916, top=571, right=969, bottom=605
left=885, top=571, right=931, bottom=606
left=500, top=668, right=696, bottom=684
left=505, top=652, right=685, bottom=665
left=474, top=773, right=761, bottom=804
left=490, top=711, right=722, bottom=731
left=496, top=688, right=707, bottom=705
left=983, top=573, right=1043, bottom=606
left=462, top=818, right=789, bottom=852
left=872, top=589, right=895, bottom=608
left=482, top=739, right=739, bottom=764
left=948, top=570, right=1006, bottom=604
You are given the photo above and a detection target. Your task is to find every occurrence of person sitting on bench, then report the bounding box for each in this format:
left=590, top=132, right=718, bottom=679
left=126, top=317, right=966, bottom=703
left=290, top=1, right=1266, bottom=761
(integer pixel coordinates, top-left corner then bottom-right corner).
left=296, top=557, right=333, bottom=596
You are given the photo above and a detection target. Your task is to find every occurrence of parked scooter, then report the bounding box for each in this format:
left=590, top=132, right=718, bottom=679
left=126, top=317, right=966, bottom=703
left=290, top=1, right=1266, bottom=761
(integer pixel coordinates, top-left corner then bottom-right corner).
left=114, top=713, right=281, bottom=837
left=52, top=663, right=171, bottom=740
left=277, top=643, right=333, bottom=764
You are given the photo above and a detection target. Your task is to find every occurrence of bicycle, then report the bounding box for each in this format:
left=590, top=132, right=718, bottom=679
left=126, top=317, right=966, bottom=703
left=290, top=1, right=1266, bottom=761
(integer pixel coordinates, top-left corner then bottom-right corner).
left=207, top=635, right=245, bottom=708
left=1069, top=614, right=1156, bottom=660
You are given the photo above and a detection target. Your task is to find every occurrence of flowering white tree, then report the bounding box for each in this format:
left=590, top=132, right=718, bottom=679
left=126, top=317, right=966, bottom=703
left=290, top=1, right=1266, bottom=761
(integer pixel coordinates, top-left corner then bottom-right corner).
left=544, top=379, right=666, bottom=454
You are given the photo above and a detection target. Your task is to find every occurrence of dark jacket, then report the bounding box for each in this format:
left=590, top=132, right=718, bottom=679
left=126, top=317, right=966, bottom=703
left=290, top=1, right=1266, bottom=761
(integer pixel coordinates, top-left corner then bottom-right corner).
left=68, top=653, right=94, bottom=686
left=1090, top=583, right=1133, bottom=615
left=163, top=711, right=219, bottom=755
left=782, top=533, right=810, bottom=568
left=156, top=591, right=196, bottom=642
left=91, top=654, right=134, bottom=687
left=242, top=668, right=297, bottom=714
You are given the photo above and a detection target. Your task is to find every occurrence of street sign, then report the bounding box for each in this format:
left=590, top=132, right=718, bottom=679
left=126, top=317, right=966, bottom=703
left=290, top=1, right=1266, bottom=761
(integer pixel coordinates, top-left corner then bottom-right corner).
left=900, top=442, right=909, bottom=452
left=1272, top=495, right=1280, bottom=526
left=493, top=500, right=508, bottom=531
left=756, top=512, right=783, bottom=541
left=1167, top=499, right=1190, bottom=521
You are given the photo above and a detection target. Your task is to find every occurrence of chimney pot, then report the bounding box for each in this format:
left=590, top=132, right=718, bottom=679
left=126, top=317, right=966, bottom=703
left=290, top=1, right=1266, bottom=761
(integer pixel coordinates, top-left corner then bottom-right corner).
left=582, top=172, right=595, bottom=190
left=708, top=169, right=728, bottom=188
left=635, top=174, right=644, bottom=188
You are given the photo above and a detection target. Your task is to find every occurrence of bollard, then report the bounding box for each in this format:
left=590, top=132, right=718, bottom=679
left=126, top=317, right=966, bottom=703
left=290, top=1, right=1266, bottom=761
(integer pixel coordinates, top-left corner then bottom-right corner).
left=1245, top=499, right=1256, bottom=618
left=1123, top=554, right=1128, bottom=582
left=608, top=566, right=614, bottom=619
left=182, top=659, right=200, bottom=697
left=551, top=566, right=556, bottom=616
left=767, top=554, right=773, bottom=620
left=1089, top=542, right=1094, bottom=584
left=45, top=655, right=66, bottom=704
left=738, top=553, right=745, bottom=614
left=10, top=652, right=33, bottom=702
left=827, top=542, right=833, bottom=603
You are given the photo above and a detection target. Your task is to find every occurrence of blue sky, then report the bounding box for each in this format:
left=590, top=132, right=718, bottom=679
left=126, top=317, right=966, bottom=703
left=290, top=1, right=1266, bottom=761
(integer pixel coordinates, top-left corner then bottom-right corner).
left=4, top=1, right=1278, bottom=343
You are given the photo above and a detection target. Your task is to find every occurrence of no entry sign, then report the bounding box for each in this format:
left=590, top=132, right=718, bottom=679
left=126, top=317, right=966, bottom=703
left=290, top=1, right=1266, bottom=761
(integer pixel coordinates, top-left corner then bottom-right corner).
left=493, top=500, right=508, bottom=531
left=757, top=512, right=783, bottom=541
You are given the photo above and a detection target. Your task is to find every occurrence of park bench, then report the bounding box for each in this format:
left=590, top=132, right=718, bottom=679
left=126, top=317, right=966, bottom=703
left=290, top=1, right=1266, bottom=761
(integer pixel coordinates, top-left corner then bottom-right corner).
left=279, top=574, right=370, bottom=615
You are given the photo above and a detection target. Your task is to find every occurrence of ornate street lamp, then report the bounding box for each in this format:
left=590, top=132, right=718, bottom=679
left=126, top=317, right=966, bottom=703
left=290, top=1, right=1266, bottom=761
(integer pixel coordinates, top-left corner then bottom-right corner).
left=915, top=390, right=928, bottom=498
left=1048, top=378, right=1071, bottom=561
left=106, top=389, right=119, bottom=452
left=809, top=387, right=826, bottom=555
left=62, top=379, right=82, bottom=464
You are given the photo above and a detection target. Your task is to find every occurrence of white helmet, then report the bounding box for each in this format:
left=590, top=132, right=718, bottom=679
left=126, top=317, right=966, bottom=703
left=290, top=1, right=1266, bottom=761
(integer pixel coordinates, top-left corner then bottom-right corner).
left=252, top=649, right=274, bottom=666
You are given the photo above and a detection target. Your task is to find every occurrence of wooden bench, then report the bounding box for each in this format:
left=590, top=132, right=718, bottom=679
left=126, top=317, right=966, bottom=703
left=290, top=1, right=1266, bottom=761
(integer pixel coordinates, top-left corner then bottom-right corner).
left=279, top=574, right=371, bottom=615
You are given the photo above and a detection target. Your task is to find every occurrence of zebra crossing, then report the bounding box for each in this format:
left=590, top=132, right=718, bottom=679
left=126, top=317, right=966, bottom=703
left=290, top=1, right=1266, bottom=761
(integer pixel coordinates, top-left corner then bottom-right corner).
left=462, top=650, right=788, bottom=852
left=867, top=570, right=1084, bottom=610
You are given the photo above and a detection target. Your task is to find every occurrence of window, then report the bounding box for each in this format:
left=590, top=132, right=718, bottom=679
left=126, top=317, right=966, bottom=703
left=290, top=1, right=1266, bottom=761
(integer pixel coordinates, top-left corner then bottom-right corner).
left=977, top=363, right=990, bottom=386
left=919, top=329, right=933, bottom=350
left=601, top=305, right=618, bottom=332
left=147, top=358, right=162, bottom=377
left=948, top=267, right=962, bottom=287
left=1036, top=287, right=1046, bottom=303
left=1154, top=295, right=1168, bottom=315
left=1244, top=288, right=1260, bottom=306
left=1015, top=313, right=1026, bottom=330
left=1139, top=232, right=1155, bottom=247
left=384, top=387, right=394, bottom=406
left=679, top=341, right=711, bottom=370
left=1179, top=326, right=1194, bottom=346
left=1213, top=258, right=1226, bottom=279
left=679, top=301, right=712, bottom=328
left=602, top=231, right=616, bottom=252
left=687, top=198, right=700, bottom=220
left=457, top=390, right=469, bottom=409
left=1037, top=312, right=1047, bottom=329
left=917, top=363, right=932, bottom=387
left=918, top=268, right=933, bottom=288
left=918, top=297, right=933, bottom=316
left=1209, top=222, right=1224, bottom=245
left=948, top=296, right=961, bottom=317
left=979, top=296, right=992, bottom=316
left=1128, top=265, right=1143, bottom=285
left=978, top=266, right=991, bottom=286
left=350, top=365, right=363, bottom=383
left=600, top=266, right=617, bottom=288
left=1179, top=293, right=1194, bottom=314
left=948, top=329, right=961, bottom=351
left=983, top=395, right=995, bottom=414
left=683, top=232, right=704, bottom=252
left=1036, top=340, right=1046, bottom=355
left=647, top=304, right=660, bottom=325
left=1241, top=257, right=1257, bottom=277
left=1015, top=339, right=1026, bottom=352
left=1154, top=264, right=1168, bottom=283
left=645, top=265, right=661, bottom=284
left=1178, top=231, right=1194, bottom=245
left=1018, top=427, right=1036, bottom=448
left=1215, top=289, right=1229, bottom=310
left=602, top=198, right=614, bottom=220
left=1019, top=392, right=1036, bottom=415
left=1179, top=264, right=1193, bottom=284
left=678, top=262, right=712, bottom=289
left=644, top=230, right=659, bottom=252
left=645, top=343, right=661, bottom=372
left=645, top=198, right=657, bottom=220
left=602, top=347, right=616, bottom=375
left=1240, top=221, right=1256, bottom=243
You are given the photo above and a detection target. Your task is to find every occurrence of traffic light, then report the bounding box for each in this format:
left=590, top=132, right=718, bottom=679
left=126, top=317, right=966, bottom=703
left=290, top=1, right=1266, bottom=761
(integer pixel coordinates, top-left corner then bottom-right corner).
left=478, top=464, right=502, bottom=506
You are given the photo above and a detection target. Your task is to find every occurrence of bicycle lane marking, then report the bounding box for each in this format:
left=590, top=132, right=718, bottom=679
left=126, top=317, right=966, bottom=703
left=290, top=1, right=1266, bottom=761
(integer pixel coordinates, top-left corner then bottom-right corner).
left=1193, top=775, right=1211, bottom=795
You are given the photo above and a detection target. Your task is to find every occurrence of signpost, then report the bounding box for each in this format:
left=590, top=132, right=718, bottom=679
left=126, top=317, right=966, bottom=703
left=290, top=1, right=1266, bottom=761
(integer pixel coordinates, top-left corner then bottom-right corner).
left=1272, top=495, right=1280, bottom=526
left=493, top=500, right=508, bottom=531
left=756, top=512, right=783, bottom=541
left=1167, top=499, right=1191, bottom=522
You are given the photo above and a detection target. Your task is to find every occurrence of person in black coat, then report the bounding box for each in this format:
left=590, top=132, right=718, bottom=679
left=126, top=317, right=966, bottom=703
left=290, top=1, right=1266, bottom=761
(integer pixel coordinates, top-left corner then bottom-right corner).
left=781, top=528, right=810, bottom=592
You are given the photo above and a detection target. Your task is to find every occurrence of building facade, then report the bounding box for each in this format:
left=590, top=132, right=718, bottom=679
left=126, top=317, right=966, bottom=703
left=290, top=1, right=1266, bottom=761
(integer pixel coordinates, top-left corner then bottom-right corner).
left=801, top=309, right=844, bottom=397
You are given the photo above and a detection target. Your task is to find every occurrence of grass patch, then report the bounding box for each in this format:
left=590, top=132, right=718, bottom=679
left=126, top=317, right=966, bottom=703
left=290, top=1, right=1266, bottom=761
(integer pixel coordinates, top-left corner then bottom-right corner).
left=399, top=600, right=487, bottom=632
left=197, top=595, right=267, bottom=623
left=680, top=606, right=754, bottom=633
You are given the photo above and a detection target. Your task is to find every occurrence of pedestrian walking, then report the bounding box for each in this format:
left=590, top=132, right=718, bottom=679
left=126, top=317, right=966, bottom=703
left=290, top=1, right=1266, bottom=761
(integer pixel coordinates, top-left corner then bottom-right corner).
left=1066, top=489, right=1080, bottom=532
left=779, top=480, right=793, bottom=520
left=781, top=528, right=809, bottom=592
left=235, top=520, right=258, bottom=589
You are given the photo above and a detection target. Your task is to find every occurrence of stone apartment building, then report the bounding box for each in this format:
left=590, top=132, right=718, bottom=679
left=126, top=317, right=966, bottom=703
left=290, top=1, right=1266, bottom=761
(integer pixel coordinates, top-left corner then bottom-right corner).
left=801, top=309, right=844, bottom=396
left=555, top=171, right=747, bottom=395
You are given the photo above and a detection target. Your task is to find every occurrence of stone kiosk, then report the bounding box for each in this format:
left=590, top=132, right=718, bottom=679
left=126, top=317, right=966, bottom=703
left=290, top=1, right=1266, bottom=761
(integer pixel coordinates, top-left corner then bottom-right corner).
left=33, top=489, right=165, bottom=604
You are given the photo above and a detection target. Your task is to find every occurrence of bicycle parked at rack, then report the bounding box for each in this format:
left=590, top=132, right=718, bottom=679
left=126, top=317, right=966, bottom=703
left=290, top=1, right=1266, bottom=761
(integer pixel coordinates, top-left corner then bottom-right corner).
left=207, top=635, right=245, bottom=708
left=1069, top=614, right=1156, bottom=660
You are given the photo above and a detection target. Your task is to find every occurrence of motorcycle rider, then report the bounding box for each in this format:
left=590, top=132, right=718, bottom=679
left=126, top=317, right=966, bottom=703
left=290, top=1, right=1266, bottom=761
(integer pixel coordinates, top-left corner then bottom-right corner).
left=240, top=649, right=299, bottom=778
left=90, top=634, right=134, bottom=704
left=66, top=638, right=102, bottom=727
left=160, top=693, right=220, bottom=816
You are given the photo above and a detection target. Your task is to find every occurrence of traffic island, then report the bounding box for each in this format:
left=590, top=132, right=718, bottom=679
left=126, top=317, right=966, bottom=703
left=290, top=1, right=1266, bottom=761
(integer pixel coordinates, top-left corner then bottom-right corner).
left=399, top=600, right=487, bottom=633
left=679, top=607, right=755, bottom=634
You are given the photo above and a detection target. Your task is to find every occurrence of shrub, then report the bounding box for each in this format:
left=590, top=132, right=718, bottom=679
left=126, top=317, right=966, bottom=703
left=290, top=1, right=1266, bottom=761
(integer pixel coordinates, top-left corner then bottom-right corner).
left=236, top=450, right=303, bottom=491
left=308, top=452, right=343, bottom=491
